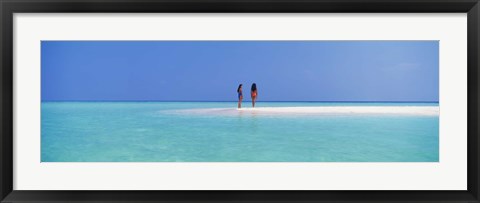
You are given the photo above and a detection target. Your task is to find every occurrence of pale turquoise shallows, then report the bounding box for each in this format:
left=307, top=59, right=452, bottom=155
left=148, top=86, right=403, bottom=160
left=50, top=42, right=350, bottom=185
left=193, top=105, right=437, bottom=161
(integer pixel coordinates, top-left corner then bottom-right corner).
left=41, top=102, right=439, bottom=162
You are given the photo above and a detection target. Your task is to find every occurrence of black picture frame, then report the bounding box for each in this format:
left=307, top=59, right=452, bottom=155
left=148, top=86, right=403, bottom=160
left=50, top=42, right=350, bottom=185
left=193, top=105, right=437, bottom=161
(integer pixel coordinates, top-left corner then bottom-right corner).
left=1, top=0, right=479, bottom=202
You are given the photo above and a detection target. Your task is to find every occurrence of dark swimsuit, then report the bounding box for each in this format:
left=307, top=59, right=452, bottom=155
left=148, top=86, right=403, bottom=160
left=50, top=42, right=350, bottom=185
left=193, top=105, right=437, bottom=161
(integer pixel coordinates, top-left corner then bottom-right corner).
left=238, top=92, right=243, bottom=99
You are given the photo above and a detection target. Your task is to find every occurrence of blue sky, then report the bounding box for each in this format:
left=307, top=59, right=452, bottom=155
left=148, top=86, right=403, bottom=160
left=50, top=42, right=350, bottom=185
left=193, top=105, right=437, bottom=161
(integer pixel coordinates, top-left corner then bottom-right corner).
left=41, top=41, right=439, bottom=102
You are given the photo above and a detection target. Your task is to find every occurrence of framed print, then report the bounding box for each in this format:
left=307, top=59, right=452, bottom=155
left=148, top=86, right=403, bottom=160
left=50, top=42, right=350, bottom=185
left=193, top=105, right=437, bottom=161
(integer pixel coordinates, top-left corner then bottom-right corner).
left=1, top=0, right=479, bottom=202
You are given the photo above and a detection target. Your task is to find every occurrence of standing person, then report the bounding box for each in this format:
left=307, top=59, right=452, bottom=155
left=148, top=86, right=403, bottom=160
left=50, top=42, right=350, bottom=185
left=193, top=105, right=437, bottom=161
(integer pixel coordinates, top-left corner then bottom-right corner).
left=237, top=84, right=243, bottom=109
left=251, top=83, right=258, bottom=108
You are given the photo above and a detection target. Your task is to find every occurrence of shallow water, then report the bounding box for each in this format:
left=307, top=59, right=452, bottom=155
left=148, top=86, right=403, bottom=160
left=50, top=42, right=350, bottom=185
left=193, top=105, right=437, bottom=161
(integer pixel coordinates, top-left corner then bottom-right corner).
left=41, top=102, right=439, bottom=162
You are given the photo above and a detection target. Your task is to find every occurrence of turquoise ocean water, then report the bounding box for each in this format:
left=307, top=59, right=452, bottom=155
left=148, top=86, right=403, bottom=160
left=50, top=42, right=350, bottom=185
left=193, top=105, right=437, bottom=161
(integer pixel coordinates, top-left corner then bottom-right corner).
left=41, top=102, right=439, bottom=162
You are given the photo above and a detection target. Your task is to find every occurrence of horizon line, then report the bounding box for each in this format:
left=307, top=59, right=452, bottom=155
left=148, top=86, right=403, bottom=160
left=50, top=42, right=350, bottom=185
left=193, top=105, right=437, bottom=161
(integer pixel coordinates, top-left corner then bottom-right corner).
left=41, top=100, right=440, bottom=103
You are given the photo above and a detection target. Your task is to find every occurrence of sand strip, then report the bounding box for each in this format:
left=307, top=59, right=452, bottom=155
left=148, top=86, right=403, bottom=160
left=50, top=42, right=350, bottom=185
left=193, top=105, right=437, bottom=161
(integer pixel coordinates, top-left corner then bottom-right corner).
left=170, top=106, right=439, bottom=116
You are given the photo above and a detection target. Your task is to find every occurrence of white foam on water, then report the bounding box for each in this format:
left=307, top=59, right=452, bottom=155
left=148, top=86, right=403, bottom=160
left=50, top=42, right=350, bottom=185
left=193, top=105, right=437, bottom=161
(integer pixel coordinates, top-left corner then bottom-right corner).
left=168, top=106, right=439, bottom=116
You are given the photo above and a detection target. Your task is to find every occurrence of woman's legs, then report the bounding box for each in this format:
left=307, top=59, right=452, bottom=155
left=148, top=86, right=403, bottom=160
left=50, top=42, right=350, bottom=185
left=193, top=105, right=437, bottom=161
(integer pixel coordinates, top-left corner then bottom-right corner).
left=238, top=98, right=242, bottom=108
left=252, top=97, right=256, bottom=107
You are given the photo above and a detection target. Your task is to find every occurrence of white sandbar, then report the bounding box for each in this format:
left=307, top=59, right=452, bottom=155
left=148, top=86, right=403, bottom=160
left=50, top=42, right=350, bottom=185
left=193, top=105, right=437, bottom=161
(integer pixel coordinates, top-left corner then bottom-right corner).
left=171, top=106, right=439, bottom=116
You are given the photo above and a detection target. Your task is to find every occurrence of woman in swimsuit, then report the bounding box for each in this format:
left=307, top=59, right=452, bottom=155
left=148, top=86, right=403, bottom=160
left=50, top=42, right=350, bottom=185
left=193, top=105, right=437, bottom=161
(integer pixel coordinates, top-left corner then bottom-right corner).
left=251, top=83, right=258, bottom=108
left=237, top=84, right=243, bottom=109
